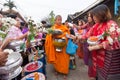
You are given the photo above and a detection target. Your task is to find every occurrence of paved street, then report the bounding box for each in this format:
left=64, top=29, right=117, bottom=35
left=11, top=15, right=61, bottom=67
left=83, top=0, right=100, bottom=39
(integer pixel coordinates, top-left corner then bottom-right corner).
left=46, top=56, right=89, bottom=80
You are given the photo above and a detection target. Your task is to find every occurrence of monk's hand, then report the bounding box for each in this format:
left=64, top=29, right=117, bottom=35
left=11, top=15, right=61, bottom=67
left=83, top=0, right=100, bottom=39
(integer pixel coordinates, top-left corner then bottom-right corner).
left=71, top=35, right=76, bottom=39
left=0, top=52, right=8, bottom=66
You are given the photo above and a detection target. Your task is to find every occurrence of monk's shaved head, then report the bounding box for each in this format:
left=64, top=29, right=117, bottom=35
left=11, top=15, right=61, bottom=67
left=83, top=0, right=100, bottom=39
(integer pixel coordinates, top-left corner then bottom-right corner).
left=55, top=15, right=62, bottom=26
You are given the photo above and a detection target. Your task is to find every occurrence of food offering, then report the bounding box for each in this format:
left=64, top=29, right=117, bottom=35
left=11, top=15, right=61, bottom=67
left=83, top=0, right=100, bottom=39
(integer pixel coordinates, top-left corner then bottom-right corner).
left=78, top=29, right=84, bottom=35
left=24, top=61, right=43, bottom=75
left=21, top=72, right=45, bottom=80
left=87, top=36, right=99, bottom=45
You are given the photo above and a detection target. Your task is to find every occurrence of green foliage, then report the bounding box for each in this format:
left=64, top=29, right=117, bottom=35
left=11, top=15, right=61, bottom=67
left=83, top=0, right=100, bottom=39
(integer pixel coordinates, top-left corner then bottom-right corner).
left=41, top=11, right=55, bottom=26
left=20, top=43, right=25, bottom=50
left=28, top=19, right=36, bottom=42
left=28, top=33, right=35, bottom=42
left=0, top=26, right=7, bottom=32
left=102, top=31, right=110, bottom=37
left=47, top=28, right=54, bottom=34
left=0, top=30, right=7, bottom=40
left=4, top=0, right=16, bottom=10
left=49, top=11, right=55, bottom=26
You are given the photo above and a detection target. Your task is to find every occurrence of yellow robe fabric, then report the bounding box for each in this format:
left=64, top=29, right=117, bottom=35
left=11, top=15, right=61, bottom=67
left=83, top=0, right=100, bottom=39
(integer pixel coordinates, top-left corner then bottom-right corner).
left=45, top=24, right=70, bottom=74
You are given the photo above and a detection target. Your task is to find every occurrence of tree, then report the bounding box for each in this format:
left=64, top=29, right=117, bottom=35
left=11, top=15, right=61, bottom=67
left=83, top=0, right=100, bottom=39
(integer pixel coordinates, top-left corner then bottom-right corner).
left=41, top=11, right=55, bottom=27
left=49, top=11, right=55, bottom=26
left=3, top=0, right=16, bottom=11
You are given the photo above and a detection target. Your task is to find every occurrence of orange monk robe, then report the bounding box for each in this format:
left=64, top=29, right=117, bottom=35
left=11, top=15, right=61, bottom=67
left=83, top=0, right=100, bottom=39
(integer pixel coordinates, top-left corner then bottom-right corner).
left=45, top=24, right=70, bottom=74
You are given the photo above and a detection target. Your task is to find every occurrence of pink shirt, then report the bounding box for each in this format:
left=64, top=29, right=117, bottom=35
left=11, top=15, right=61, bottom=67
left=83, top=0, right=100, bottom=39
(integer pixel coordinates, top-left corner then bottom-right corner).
left=35, top=33, right=43, bottom=39
left=6, top=26, right=23, bottom=39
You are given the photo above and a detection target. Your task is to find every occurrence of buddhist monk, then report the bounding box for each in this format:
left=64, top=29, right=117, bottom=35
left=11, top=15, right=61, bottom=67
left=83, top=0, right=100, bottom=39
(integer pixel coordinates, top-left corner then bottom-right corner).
left=45, top=15, right=70, bottom=79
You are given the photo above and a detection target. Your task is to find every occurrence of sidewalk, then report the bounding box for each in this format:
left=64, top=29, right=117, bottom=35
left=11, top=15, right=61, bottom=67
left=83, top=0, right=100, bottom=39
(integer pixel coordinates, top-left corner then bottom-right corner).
left=46, top=57, right=89, bottom=80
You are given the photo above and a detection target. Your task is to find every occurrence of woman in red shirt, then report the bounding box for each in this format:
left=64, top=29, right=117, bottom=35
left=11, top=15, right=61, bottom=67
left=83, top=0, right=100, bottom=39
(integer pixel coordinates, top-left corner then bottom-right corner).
left=87, top=4, right=120, bottom=80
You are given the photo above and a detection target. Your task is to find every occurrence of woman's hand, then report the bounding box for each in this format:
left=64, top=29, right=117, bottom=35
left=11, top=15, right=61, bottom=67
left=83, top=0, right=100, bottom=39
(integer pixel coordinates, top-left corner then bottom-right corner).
left=8, top=38, right=15, bottom=42
left=101, top=41, right=109, bottom=49
left=0, top=51, right=8, bottom=66
left=88, top=44, right=103, bottom=51
left=0, top=38, right=15, bottom=49
left=15, top=31, right=30, bottom=40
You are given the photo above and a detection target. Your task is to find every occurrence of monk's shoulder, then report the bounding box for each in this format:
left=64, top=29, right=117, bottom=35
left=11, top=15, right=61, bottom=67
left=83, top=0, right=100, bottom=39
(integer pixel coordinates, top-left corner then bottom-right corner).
left=62, top=25, right=68, bottom=30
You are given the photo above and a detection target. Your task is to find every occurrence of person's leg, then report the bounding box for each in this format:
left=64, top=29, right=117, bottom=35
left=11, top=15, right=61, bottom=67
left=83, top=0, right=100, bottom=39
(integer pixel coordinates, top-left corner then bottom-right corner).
left=53, top=71, right=59, bottom=80
left=63, top=74, right=68, bottom=80
left=88, top=65, right=96, bottom=80
left=83, top=42, right=89, bottom=65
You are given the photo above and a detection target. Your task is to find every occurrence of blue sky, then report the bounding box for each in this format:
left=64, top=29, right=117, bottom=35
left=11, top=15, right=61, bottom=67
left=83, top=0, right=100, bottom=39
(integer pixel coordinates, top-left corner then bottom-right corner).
left=0, top=0, right=98, bottom=22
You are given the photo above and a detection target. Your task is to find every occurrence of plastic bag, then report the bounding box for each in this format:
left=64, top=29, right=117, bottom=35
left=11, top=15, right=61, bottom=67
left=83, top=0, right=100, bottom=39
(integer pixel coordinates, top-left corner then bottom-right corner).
left=66, top=39, right=78, bottom=55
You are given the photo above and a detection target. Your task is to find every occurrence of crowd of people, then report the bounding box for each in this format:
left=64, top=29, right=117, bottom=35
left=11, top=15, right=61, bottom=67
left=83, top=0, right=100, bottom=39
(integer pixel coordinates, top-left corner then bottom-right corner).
left=0, top=4, right=120, bottom=80
left=45, top=4, right=120, bottom=80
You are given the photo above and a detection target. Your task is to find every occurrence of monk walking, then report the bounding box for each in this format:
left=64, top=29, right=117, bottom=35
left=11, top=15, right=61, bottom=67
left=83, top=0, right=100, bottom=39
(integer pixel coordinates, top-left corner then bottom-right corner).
left=45, top=15, right=70, bottom=79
